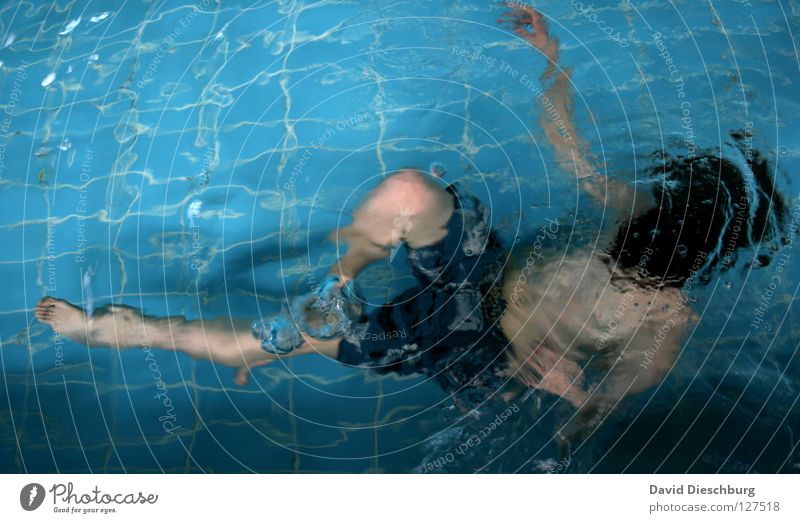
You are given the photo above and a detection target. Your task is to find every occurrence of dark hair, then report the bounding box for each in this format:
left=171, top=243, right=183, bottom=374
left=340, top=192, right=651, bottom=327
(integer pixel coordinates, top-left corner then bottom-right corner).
left=607, top=132, right=789, bottom=288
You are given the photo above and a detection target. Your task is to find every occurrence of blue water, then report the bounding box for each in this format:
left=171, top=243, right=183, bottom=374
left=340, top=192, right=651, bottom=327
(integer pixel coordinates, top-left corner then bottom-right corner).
left=1, top=0, right=799, bottom=473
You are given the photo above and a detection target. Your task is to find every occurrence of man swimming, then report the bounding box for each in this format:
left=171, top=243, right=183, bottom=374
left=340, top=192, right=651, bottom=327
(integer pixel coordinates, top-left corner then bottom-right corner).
left=35, top=3, right=787, bottom=442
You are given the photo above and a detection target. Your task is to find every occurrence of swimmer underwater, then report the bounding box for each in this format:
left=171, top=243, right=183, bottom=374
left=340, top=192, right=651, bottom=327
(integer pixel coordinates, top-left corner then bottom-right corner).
left=34, top=4, right=789, bottom=446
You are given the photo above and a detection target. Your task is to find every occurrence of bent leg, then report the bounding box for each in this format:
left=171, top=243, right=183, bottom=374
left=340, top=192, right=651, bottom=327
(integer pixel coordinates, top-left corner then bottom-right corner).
left=327, top=169, right=455, bottom=281
left=34, top=171, right=452, bottom=384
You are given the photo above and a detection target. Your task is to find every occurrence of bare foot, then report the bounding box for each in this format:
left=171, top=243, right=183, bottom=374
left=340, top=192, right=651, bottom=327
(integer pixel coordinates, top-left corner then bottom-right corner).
left=34, top=296, right=90, bottom=344
left=234, top=360, right=274, bottom=386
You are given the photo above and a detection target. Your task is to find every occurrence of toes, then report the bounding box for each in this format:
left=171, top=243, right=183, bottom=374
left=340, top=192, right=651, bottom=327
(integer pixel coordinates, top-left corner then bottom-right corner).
left=38, top=296, right=56, bottom=307
left=234, top=359, right=276, bottom=386
left=35, top=305, right=53, bottom=322
left=234, top=366, right=250, bottom=386
left=34, top=297, right=60, bottom=323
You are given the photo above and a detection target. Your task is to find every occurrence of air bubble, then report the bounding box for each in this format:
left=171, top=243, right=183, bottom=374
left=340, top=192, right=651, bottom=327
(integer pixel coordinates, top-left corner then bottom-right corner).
left=41, top=72, right=56, bottom=87
left=90, top=12, right=110, bottom=23
left=81, top=265, right=97, bottom=319
left=429, top=162, right=447, bottom=178
left=187, top=200, right=203, bottom=226
left=677, top=244, right=688, bottom=257
left=59, top=17, right=81, bottom=36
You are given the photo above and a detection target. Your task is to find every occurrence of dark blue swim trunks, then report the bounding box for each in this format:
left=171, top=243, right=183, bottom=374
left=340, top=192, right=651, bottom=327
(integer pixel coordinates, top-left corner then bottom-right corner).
left=337, top=183, right=511, bottom=403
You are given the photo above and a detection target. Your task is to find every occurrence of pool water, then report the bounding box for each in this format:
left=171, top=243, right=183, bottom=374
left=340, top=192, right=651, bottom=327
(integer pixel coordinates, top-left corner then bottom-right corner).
left=1, top=0, right=799, bottom=473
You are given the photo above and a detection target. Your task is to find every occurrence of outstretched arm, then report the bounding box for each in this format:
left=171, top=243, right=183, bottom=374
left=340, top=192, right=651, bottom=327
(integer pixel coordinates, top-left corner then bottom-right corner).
left=500, top=3, right=637, bottom=209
